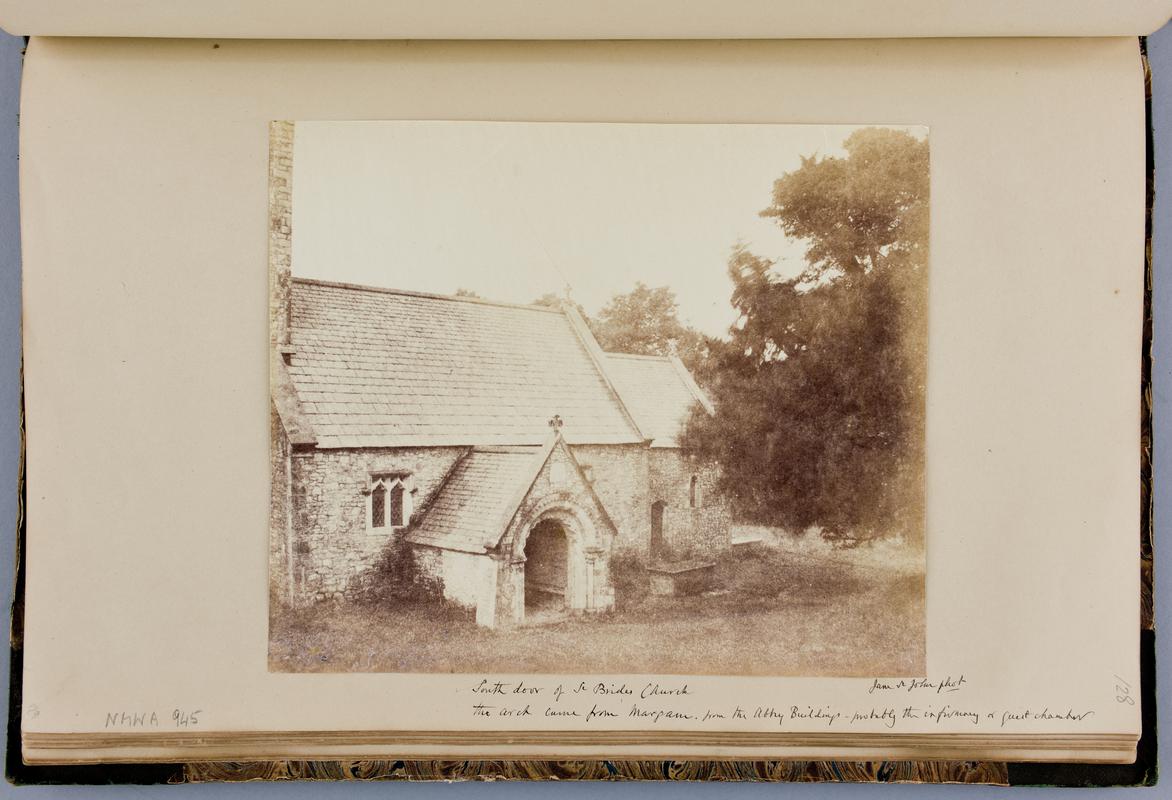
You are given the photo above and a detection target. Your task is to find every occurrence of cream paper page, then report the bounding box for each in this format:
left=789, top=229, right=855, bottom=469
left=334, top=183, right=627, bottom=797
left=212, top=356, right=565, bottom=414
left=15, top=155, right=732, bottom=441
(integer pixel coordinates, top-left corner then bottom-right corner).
left=0, top=0, right=1170, bottom=39
left=19, top=37, right=1142, bottom=755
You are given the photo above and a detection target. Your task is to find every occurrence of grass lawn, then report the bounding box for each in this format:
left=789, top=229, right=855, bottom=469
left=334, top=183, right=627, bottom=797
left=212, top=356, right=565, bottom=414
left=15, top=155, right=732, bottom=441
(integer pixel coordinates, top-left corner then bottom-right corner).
left=269, top=541, right=924, bottom=676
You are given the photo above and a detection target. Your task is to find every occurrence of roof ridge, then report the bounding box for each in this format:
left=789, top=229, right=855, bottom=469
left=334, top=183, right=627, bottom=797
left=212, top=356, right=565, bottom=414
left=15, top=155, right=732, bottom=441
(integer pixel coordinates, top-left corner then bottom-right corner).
left=603, top=351, right=674, bottom=362
left=472, top=445, right=542, bottom=454
left=291, top=276, right=564, bottom=315
left=668, top=354, right=715, bottom=416
left=559, top=304, right=651, bottom=444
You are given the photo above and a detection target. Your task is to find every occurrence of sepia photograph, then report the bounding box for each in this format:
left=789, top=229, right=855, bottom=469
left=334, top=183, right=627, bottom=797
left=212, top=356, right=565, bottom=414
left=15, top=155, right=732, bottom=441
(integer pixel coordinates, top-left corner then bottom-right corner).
left=268, top=120, right=928, bottom=676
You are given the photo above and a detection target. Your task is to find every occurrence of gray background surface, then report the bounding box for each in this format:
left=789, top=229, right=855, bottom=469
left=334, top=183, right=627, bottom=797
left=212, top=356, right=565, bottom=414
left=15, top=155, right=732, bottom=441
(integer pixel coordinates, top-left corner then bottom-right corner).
left=0, top=21, right=1168, bottom=796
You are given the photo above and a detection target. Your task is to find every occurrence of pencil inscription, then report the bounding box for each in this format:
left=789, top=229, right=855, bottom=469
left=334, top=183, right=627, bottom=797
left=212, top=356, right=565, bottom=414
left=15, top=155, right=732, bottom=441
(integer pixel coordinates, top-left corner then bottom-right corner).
left=102, top=709, right=202, bottom=729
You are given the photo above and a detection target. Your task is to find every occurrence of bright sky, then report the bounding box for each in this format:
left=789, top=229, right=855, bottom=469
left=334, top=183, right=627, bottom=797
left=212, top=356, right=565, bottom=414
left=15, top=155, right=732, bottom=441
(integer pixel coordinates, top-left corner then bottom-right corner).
left=292, top=121, right=924, bottom=338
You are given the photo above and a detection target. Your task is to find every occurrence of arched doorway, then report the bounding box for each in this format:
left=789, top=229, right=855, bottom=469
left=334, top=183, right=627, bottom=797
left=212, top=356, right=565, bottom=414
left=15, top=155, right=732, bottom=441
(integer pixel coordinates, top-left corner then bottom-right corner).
left=650, top=500, right=666, bottom=558
left=523, top=518, right=569, bottom=617
left=501, top=492, right=617, bottom=627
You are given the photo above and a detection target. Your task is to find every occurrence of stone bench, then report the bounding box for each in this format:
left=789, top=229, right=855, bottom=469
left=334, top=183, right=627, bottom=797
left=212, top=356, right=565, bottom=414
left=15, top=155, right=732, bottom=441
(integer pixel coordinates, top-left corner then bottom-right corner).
left=645, top=559, right=717, bottom=596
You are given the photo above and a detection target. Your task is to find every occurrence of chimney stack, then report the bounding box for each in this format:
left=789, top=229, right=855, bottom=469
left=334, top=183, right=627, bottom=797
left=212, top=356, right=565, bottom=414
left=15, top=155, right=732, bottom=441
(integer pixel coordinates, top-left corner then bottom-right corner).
left=268, top=121, right=294, bottom=346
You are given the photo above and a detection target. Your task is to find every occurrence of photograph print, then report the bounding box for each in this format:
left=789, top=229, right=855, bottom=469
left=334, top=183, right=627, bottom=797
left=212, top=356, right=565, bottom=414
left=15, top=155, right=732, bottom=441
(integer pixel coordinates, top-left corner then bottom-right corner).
left=268, top=120, right=928, bottom=676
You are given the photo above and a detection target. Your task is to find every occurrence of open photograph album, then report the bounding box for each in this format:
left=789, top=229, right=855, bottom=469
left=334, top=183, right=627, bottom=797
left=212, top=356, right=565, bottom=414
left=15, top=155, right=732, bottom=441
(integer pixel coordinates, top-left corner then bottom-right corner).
left=4, top=0, right=1167, bottom=784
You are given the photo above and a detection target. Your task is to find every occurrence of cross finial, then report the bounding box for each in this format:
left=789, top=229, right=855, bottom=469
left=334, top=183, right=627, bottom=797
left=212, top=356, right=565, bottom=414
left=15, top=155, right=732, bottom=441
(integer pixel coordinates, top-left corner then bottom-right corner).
left=548, top=414, right=564, bottom=431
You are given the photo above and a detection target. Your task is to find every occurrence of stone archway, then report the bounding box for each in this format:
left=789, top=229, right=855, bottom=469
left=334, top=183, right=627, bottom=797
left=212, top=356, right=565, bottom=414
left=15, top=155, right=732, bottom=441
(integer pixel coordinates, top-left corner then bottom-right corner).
left=505, top=497, right=616, bottom=626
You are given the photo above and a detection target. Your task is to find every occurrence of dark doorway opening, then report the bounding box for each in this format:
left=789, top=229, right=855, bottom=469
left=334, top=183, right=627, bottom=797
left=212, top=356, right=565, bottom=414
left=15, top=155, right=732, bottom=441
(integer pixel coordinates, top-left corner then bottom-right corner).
left=524, top=519, right=568, bottom=618
left=650, top=500, right=666, bottom=558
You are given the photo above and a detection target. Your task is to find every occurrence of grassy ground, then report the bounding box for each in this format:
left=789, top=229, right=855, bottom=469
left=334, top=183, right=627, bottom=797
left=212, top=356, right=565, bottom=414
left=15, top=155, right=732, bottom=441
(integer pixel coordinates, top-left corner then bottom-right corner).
left=269, top=538, right=924, bottom=676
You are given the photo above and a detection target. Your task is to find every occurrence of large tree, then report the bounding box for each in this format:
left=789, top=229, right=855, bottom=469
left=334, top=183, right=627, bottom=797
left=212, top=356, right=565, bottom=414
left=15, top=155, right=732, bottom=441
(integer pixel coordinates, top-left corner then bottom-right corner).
left=683, top=127, right=929, bottom=544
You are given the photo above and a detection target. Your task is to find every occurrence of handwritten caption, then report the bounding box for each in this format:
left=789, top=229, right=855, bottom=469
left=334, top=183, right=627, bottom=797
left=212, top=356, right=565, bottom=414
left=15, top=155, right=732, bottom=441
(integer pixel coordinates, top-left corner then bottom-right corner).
left=465, top=675, right=1095, bottom=730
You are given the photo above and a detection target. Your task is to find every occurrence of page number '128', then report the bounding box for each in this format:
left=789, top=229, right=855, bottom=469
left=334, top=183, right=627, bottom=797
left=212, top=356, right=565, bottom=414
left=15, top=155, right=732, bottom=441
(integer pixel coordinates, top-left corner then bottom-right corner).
left=1113, top=675, right=1135, bottom=705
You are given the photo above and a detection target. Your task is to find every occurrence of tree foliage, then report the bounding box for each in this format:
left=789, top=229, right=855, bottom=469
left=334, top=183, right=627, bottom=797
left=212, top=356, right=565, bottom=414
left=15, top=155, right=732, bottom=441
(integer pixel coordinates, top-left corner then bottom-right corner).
left=534, top=284, right=718, bottom=384
left=530, top=292, right=566, bottom=309
left=683, top=128, right=929, bottom=544
left=762, top=127, right=929, bottom=280
left=590, top=282, right=717, bottom=381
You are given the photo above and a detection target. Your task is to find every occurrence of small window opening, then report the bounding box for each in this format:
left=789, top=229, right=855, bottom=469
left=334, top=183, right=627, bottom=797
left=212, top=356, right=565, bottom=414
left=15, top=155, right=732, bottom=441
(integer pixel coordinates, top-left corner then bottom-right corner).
left=389, top=482, right=406, bottom=527
left=689, top=475, right=700, bottom=508
left=370, top=483, right=387, bottom=528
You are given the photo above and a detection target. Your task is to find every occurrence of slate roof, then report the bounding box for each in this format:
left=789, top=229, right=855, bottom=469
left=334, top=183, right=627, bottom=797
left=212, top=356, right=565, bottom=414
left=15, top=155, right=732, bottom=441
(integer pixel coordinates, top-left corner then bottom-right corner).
left=406, top=446, right=542, bottom=554
left=601, top=353, right=713, bottom=447
left=284, top=279, right=646, bottom=448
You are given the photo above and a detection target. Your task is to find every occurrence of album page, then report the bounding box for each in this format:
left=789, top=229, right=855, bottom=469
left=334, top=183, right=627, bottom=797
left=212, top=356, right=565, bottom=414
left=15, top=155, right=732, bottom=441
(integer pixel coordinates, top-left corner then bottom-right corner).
left=18, top=35, right=1144, bottom=763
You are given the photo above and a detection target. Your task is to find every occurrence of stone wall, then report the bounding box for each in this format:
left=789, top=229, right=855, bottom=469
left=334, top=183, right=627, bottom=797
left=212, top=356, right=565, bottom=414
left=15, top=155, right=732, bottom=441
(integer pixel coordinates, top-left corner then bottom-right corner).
left=281, top=439, right=713, bottom=609
left=290, top=445, right=468, bottom=602
left=569, top=443, right=650, bottom=552
left=648, top=449, right=731, bottom=558
left=269, top=401, right=292, bottom=604
left=269, top=120, right=293, bottom=346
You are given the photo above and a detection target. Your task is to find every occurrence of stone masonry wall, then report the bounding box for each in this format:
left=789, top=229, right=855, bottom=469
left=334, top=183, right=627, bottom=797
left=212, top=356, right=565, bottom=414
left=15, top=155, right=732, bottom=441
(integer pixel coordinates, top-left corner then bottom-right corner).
left=569, top=444, right=650, bottom=553
left=291, top=446, right=467, bottom=602
left=648, top=449, right=731, bottom=558
left=269, top=401, right=292, bottom=604
left=287, top=440, right=674, bottom=606
left=269, top=121, right=293, bottom=346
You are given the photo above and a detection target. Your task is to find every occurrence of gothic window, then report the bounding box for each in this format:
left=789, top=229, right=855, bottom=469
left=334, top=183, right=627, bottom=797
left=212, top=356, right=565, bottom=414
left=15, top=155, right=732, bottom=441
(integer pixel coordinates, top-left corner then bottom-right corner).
left=689, top=475, right=701, bottom=508
left=368, top=474, right=413, bottom=531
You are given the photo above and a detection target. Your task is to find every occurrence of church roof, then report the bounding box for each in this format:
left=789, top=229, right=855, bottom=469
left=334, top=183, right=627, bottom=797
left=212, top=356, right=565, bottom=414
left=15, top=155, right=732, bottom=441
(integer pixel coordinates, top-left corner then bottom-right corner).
left=601, top=353, right=714, bottom=448
left=283, top=279, right=647, bottom=448
left=406, top=445, right=543, bottom=554
left=406, top=432, right=618, bottom=554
